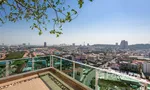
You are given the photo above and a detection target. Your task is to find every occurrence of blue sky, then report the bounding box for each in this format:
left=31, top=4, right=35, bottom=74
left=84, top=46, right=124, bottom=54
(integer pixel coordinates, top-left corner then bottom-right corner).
left=0, top=0, right=150, bottom=45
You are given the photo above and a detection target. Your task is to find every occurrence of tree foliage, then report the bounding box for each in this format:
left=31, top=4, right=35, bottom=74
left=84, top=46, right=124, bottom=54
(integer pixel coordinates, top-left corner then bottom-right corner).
left=0, top=0, right=93, bottom=37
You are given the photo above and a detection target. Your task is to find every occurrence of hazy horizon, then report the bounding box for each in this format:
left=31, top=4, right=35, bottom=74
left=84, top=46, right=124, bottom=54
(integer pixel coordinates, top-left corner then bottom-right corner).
left=2, top=42, right=150, bottom=46
left=1, top=0, right=150, bottom=45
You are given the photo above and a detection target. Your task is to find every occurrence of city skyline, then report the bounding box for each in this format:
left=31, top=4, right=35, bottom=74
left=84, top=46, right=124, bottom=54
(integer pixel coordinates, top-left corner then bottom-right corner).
left=1, top=0, right=150, bottom=45
left=1, top=40, right=150, bottom=46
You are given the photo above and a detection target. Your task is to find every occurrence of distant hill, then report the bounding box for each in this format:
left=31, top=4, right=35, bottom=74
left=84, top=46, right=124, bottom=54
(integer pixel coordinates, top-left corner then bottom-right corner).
left=128, top=44, right=150, bottom=50
left=92, top=44, right=150, bottom=50
left=92, top=44, right=116, bottom=48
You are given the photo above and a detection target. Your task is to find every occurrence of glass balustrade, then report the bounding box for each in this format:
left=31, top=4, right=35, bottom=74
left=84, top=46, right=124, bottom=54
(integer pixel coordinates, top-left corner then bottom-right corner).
left=74, top=62, right=96, bottom=89
left=9, top=58, right=32, bottom=76
left=53, top=56, right=61, bottom=70
left=54, top=56, right=144, bottom=90
left=61, top=58, right=73, bottom=77
left=34, top=56, right=50, bottom=70
left=0, top=61, right=6, bottom=78
left=0, top=55, right=149, bottom=90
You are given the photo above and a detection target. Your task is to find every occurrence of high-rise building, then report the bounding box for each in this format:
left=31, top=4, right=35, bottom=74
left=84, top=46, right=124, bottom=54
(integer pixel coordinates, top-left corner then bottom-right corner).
left=72, top=43, right=75, bottom=46
left=116, top=43, right=118, bottom=46
left=28, top=43, right=30, bottom=46
left=44, top=42, right=47, bottom=47
left=87, top=43, right=90, bottom=46
left=120, top=40, right=128, bottom=49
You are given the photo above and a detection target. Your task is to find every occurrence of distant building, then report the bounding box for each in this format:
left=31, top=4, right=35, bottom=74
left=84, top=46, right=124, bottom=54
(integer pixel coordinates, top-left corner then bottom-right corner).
left=87, top=54, right=98, bottom=63
left=78, top=46, right=89, bottom=53
left=23, top=43, right=26, bottom=46
left=72, top=43, right=75, bottom=46
left=87, top=43, right=90, bottom=46
left=28, top=43, right=30, bottom=46
left=119, top=61, right=139, bottom=72
left=44, top=42, right=47, bottom=47
left=110, top=63, right=120, bottom=70
left=120, top=40, right=128, bottom=49
left=116, top=43, right=118, bottom=46
left=143, top=62, right=150, bottom=75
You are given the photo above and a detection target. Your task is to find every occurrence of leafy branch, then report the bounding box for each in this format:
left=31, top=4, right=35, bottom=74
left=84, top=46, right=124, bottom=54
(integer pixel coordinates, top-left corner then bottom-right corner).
left=0, top=0, right=93, bottom=37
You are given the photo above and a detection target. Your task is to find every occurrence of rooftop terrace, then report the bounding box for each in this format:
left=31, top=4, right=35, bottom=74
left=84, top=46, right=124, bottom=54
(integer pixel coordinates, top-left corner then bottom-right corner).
left=0, top=55, right=150, bottom=90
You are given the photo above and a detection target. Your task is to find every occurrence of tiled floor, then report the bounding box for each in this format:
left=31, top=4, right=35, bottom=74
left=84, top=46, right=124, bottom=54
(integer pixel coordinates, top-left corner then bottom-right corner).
left=1, top=78, right=49, bottom=90
left=0, top=72, right=73, bottom=90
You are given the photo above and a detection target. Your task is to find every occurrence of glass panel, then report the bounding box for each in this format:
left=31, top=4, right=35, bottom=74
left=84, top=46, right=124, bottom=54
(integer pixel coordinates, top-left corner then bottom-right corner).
left=0, top=61, right=6, bottom=78
left=75, top=63, right=96, bottom=89
left=34, top=56, right=50, bottom=70
left=47, top=56, right=50, bottom=67
left=53, top=56, right=61, bottom=70
left=98, top=70, right=142, bottom=90
left=9, top=58, right=32, bottom=76
left=62, top=59, right=73, bottom=77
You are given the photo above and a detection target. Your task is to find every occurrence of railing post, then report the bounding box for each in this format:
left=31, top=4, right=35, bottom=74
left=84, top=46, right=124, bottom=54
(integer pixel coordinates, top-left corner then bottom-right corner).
left=60, top=57, right=62, bottom=71
left=32, top=58, right=34, bottom=71
left=5, top=60, right=9, bottom=77
left=52, top=55, right=54, bottom=67
left=73, top=61, right=75, bottom=79
left=95, top=69, right=99, bottom=90
left=50, top=55, right=51, bottom=67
